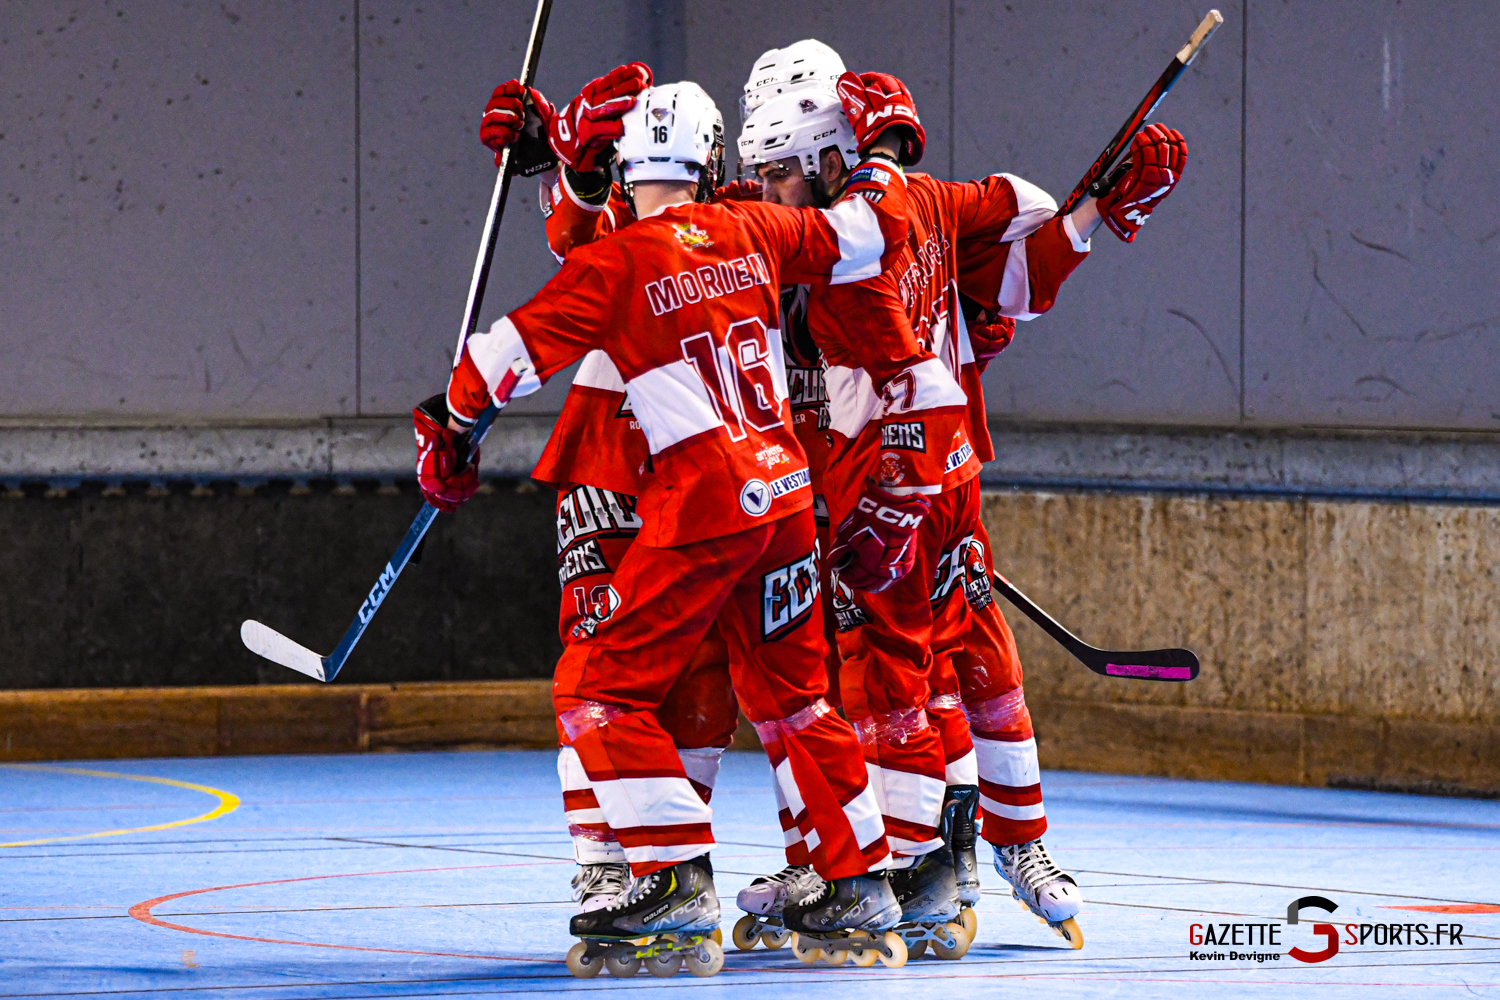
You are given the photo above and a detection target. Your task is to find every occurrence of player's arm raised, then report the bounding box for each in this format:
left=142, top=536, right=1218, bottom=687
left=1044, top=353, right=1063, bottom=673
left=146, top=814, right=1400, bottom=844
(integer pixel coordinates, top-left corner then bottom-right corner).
left=413, top=259, right=606, bottom=511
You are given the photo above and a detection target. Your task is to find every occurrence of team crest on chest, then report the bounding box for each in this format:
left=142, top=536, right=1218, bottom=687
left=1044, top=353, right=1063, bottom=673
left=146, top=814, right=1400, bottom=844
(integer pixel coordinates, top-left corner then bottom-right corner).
left=673, top=222, right=714, bottom=250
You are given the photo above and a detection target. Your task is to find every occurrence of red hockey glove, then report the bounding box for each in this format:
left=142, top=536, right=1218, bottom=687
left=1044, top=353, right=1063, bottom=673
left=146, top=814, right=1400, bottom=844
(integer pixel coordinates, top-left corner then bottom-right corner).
left=1096, top=123, right=1187, bottom=243
left=970, top=314, right=1015, bottom=373
left=835, top=71, right=925, bottom=166
left=829, top=485, right=931, bottom=593
left=480, top=81, right=555, bottom=160
left=413, top=394, right=480, bottom=512
left=549, top=62, right=653, bottom=173
left=713, top=178, right=763, bottom=202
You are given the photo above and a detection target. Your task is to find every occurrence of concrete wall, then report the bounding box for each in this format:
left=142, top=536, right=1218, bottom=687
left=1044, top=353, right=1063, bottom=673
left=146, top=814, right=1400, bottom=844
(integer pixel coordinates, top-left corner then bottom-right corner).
left=4, top=1, right=1498, bottom=435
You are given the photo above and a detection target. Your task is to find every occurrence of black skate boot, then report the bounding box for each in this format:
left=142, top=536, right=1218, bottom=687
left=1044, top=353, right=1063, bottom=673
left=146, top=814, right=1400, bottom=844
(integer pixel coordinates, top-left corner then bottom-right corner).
left=889, top=848, right=970, bottom=960
left=941, top=784, right=981, bottom=941
left=565, top=855, right=724, bottom=979
left=732, top=863, right=823, bottom=950
left=783, top=870, right=907, bottom=968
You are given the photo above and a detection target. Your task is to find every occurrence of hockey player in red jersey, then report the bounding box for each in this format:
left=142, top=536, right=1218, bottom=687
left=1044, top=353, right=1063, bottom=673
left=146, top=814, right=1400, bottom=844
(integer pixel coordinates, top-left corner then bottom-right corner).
left=481, top=63, right=746, bottom=918
left=422, top=78, right=921, bottom=972
left=738, top=55, right=1189, bottom=952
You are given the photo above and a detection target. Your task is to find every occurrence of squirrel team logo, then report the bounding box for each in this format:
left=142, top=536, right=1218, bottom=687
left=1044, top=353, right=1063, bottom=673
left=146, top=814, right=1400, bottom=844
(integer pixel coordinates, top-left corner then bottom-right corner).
left=878, top=451, right=905, bottom=487
left=673, top=222, right=714, bottom=250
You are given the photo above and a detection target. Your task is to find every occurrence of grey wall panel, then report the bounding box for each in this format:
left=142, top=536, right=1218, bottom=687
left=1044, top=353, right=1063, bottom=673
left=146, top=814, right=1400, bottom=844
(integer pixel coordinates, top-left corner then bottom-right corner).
left=1244, top=1, right=1500, bottom=429
left=0, top=2, right=358, bottom=418
left=355, top=1, right=644, bottom=417
left=956, top=1, right=1244, bottom=426
left=681, top=1, right=952, bottom=185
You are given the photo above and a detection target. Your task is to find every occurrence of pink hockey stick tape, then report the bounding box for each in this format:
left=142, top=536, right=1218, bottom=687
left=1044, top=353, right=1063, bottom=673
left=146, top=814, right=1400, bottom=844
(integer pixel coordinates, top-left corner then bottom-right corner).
left=1105, top=663, right=1193, bottom=680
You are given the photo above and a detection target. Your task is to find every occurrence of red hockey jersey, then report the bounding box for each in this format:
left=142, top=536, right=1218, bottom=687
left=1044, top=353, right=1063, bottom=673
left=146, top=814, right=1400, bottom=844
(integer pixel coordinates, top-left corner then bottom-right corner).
left=448, top=170, right=909, bottom=548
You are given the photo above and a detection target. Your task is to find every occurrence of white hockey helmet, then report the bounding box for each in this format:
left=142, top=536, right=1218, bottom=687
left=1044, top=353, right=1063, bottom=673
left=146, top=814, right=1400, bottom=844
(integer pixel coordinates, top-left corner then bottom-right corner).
left=616, top=82, right=725, bottom=196
left=740, top=39, right=847, bottom=121
left=737, top=85, right=859, bottom=180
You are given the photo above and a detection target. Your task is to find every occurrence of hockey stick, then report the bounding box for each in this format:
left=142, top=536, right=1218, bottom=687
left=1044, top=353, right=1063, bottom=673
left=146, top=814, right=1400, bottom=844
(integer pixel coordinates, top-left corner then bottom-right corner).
left=240, top=0, right=554, bottom=683
left=1057, top=9, right=1223, bottom=216
left=991, top=572, right=1200, bottom=682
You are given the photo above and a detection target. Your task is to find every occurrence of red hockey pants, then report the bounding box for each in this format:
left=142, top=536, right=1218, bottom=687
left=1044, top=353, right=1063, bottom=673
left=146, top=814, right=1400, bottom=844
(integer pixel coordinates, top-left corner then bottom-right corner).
left=553, top=509, right=889, bottom=878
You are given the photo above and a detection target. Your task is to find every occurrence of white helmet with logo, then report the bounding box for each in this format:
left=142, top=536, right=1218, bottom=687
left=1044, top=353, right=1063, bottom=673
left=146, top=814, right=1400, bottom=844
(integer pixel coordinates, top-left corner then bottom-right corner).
left=737, top=85, right=859, bottom=181
left=616, top=82, right=725, bottom=198
left=740, top=39, right=847, bottom=121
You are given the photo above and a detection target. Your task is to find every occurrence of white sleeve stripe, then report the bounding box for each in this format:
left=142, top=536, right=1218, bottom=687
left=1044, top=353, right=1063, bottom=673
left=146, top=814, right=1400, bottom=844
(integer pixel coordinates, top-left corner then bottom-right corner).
left=824, top=364, right=882, bottom=438
left=822, top=196, right=884, bottom=284
left=1062, top=211, right=1092, bottom=254
left=463, top=316, right=542, bottom=398
left=573, top=350, right=627, bottom=392
left=884, top=484, right=943, bottom=496
left=995, top=173, right=1058, bottom=242
left=996, top=237, right=1040, bottom=321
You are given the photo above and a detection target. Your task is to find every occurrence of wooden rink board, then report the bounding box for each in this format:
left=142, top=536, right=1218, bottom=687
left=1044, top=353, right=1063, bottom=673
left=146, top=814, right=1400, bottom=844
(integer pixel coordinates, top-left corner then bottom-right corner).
left=3, top=681, right=1497, bottom=797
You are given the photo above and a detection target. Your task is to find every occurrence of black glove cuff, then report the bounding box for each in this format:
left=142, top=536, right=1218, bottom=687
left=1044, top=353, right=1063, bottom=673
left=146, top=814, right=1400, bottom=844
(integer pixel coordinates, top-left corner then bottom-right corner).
left=564, top=164, right=613, bottom=205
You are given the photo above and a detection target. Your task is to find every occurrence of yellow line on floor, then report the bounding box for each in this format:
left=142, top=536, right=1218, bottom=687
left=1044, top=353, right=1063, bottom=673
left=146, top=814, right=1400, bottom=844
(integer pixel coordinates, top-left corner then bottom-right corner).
left=0, top=766, right=239, bottom=847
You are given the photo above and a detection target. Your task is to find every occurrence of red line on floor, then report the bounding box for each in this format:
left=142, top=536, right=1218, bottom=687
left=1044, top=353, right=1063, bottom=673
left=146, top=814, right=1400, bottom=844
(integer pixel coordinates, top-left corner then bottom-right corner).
left=127, top=860, right=569, bottom=964
left=1382, top=904, right=1500, bottom=914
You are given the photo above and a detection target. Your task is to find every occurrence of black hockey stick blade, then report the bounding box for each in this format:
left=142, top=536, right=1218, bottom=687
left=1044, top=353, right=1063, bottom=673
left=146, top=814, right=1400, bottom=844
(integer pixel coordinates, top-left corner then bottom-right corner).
left=1058, top=9, right=1222, bottom=216
left=242, top=0, right=553, bottom=683
left=991, top=572, right=1200, bottom=682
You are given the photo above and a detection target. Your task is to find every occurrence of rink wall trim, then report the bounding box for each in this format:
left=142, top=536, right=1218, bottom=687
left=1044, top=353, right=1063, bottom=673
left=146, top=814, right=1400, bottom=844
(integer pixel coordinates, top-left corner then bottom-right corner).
left=6, top=417, right=1500, bottom=503
left=3, top=683, right=1496, bottom=798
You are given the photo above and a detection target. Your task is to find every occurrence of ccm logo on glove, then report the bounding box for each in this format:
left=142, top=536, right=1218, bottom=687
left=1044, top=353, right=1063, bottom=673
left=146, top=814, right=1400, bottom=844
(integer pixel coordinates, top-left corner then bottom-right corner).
left=856, top=495, right=924, bottom=528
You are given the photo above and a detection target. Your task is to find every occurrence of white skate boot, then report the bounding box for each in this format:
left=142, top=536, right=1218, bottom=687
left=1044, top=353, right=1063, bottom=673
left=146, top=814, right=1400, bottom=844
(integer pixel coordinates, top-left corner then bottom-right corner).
left=732, top=863, right=824, bottom=950
left=993, top=839, right=1084, bottom=949
left=570, top=862, right=631, bottom=913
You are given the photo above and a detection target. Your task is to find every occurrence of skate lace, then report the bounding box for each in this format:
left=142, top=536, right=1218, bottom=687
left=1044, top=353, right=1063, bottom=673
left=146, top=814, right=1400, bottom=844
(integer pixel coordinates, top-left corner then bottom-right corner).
left=603, top=870, right=662, bottom=912
left=1002, top=840, right=1064, bottom=895
left=570, top=863, right=630, bottom=903
left=752, top=864, right=814, bottom=890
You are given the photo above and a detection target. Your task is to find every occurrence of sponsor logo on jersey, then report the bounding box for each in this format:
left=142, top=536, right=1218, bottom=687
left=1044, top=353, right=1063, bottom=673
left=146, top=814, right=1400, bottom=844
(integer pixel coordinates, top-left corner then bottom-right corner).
left=756, top=443, right=791, bottom=470
left=944, top=441, right=974, bottom=474
left=569, top=584, right=621, bottom=639
left=852, top=189, right=885, bottom=205
left=672, top=222, right=714, bottom=250
left=878, top=451, right=905, bottom=487
left=768, top=467, right=811, bottom=498
left=557, top=486, right=644, bottom=551
left=761, top=547, right=820, bottom=641
left=929, top=534, right=991, bottom=610
left=848, top=165, right=892, bottom=187
left=558, top=538, right=610, bottom=586
left=645, top=253, right=772, bottom=316
left=880, top=420, right=927, bottom=452
left=740, top=479, right=772, bottom=516
left=831, top=575, right=869, bottom=632
left=786, top=366, right=828, bottom=409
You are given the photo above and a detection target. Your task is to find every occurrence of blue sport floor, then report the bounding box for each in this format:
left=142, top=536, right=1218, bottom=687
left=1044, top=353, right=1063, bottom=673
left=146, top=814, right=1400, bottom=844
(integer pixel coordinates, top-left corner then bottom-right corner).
left=1, top=750, right=1497, bottom=998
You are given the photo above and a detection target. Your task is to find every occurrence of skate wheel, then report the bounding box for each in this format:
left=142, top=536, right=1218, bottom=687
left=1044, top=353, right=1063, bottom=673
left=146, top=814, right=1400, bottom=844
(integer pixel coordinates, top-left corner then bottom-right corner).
left=850, top=945, right=879, bottom=967
left=732, top=914, right=761, bottom=951
left=932, top=922, right=970, bottom=960
left=906, top=938, right=928, bottom=960
left=565, top=941, right=602, bottom=979
left=957, top=906, right=978, bottom=941
left=877, top=931, right=908, bottom=969
left=1052, top=917, right=1084, bottom=950
left=711, top=927, right=723, bottom=946
left=762, top=928, right=791, bottom=949
left=646, top=951, right=682, bottom=977
left=685, top=938, right=724, bottom=978
left=822, top=946, right=848, bottom=966
left=604, top=951, right=641, bottom=977
left=790, top=933, right=823, bottom=965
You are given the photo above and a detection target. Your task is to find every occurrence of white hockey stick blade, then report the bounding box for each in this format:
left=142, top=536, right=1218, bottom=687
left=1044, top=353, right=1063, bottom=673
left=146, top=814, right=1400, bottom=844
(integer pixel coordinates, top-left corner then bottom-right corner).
left=240, top=620, right=327, bottom=682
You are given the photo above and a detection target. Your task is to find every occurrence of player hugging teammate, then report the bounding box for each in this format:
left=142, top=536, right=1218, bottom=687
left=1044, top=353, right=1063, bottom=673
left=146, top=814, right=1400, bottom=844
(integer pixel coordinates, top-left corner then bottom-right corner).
left=415, top=37, right=1188, bottom=979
